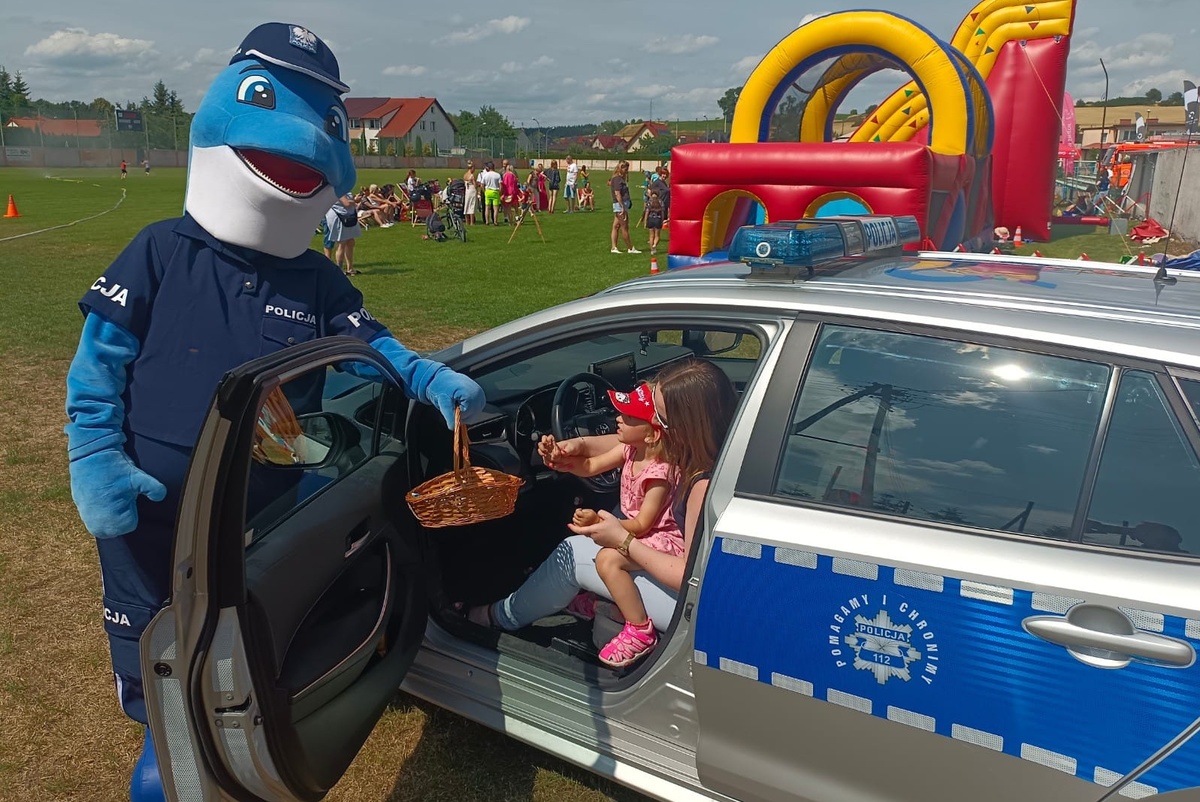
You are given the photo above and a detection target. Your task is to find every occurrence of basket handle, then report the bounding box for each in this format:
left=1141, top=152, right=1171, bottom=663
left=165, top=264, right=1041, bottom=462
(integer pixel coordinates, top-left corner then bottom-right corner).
left=452, top=405, right=472, bottom=479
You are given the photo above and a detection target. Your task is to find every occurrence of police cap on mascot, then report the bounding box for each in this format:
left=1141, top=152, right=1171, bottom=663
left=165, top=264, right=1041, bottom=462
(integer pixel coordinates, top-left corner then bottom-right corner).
left=64, top=24, right=485, bottom=801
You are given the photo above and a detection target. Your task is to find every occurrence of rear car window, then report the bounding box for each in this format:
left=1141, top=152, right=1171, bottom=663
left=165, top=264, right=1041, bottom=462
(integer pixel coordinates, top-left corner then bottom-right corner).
left=1083, top=371, right=1200, bottom=555
left=775, top=325, right=1110, bottom=538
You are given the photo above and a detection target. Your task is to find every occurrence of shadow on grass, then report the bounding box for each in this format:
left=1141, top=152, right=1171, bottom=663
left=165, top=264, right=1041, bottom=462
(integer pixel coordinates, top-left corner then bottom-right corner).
left=383, top=694, right=650, bottom=802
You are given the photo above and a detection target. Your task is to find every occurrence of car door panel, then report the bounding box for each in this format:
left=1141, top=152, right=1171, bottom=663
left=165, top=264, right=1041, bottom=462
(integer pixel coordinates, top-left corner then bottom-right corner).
left=693, top=320, right=1200, bottom=801
left=695, top=507, right=1200, bottom=800
left=245, top=456, right=401, bottom=679
left=141, top=337, right=428, bottom=802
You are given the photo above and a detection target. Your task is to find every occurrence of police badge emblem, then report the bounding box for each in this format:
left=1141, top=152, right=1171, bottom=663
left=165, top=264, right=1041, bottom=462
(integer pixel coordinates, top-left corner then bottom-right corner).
left=289, top=26, right=318, bottom=53
left=830, top=593, right=940, bottom=686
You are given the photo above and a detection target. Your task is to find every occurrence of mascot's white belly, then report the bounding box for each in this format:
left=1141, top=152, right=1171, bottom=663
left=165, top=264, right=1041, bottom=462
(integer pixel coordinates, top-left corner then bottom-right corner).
left=184, top=144, right=337, bottom=259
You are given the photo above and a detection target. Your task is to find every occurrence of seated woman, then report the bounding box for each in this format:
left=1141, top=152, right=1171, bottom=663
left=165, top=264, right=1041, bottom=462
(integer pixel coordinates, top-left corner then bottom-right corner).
left=1061, top=193, right=1092, bottom=217
left=469, top=359, right=738, bottom=639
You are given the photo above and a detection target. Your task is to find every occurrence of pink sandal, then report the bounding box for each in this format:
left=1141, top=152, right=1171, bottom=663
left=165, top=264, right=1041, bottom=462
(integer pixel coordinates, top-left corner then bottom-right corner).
left=599, top=619, right=657, bottom=668
left=565, top=590, right=599, bottom=621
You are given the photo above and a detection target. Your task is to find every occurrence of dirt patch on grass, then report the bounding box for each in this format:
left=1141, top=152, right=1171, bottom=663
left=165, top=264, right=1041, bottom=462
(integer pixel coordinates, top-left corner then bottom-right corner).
left=0, top=340, right=634, bottom=802
left=0, top=356, right=142, bottom=802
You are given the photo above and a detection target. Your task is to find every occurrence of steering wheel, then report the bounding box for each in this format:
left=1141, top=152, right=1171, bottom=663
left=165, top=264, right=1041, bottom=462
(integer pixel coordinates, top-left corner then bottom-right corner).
left=550, top=372, right=621, bottom=493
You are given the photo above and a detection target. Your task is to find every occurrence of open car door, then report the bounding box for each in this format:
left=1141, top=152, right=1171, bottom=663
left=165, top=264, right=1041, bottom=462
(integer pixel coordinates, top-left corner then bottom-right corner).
left=140, top=336, right=428, bottom=801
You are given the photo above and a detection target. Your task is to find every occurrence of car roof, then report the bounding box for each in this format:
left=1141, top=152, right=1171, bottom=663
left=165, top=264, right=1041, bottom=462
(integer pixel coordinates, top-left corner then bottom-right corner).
left=601, top=252, right=1200, bottom=367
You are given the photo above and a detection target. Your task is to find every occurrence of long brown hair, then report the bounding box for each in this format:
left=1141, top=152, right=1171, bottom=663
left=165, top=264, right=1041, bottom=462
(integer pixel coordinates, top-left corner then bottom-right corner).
left=655, top=359, right=737, bottom=486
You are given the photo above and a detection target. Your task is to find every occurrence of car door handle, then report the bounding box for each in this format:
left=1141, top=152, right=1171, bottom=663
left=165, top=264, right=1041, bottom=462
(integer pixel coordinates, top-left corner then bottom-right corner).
left=344, top=520, right=372, bottom=558
left=1023, top=604, right=1195, bottom=670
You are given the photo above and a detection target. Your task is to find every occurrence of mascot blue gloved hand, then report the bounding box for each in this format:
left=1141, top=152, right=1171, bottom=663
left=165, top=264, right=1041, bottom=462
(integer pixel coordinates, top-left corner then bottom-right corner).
left=63, top=23, right=484, bottom=802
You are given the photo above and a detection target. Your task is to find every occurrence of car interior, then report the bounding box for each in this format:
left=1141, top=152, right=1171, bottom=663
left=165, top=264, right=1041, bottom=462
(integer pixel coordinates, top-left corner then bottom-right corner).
left=389, top=325, right=765, bottom=681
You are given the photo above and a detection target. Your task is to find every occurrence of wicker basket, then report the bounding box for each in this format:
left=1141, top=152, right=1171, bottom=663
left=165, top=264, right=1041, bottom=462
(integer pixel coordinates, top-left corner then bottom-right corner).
left=406, top=407, right=524, bottom=528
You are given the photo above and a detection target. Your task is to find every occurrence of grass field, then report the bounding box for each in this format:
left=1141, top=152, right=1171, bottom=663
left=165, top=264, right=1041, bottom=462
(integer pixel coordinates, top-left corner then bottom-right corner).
left=0, top=165, right=1167, bottom=801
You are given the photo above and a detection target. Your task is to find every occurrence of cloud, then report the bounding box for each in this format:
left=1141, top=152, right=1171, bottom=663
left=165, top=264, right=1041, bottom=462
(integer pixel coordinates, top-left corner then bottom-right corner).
left=585, top=76, right=633, bottom=91
left=438, top=16, right=530, bottom=45
left=500, top=55, right=554, bottom=73
left=798, top=11, right=830, bottom=26
left=24, top=28, right=155, bottom=68
left=644, top=34, right=718, bottom=55
left=382, top=64, right=427, bottom=76
left=731, top=55, right=760, bottom=75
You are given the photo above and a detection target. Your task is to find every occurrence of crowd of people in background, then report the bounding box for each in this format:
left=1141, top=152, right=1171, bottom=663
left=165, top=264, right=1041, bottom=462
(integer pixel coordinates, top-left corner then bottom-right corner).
left=318, top=156, right=671, bottom=274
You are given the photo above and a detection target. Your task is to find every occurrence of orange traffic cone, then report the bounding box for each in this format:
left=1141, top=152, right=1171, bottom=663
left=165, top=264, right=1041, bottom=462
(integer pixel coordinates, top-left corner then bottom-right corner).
left=1078, top=252, right=1090, bottom=261
left=1013, top=226, right=1023, bottom=247
left=3, top=194, right=19, bottom=218
left=953, top=243, right=965, bottom=252
left=649, top=256, right=660, bottom=274
left=990, top=247, right=1002, bottom=254
left=1033, top=249, right=1044, bottom=258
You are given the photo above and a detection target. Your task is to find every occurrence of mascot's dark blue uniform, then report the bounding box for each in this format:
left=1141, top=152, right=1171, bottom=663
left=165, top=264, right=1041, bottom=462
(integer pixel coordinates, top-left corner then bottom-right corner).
left=63, top=24, right=484, bottom=801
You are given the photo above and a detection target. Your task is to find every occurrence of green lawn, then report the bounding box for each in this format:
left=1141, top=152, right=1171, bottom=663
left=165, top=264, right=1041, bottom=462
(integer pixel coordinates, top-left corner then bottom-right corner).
left=0, top=164, right=1155, bottom=801
left=0, top=166, right=653, bottom=802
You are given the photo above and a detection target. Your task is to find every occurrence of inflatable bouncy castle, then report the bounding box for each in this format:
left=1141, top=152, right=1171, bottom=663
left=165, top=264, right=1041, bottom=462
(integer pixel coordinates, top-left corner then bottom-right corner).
left=669, top=0, right=1076, bottom=267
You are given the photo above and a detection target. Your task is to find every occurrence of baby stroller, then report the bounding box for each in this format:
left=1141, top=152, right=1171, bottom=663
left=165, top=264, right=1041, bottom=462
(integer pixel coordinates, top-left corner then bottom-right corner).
left=438, top=178, right=468, bottom=242
left=406, top=180, right=440, bottom=226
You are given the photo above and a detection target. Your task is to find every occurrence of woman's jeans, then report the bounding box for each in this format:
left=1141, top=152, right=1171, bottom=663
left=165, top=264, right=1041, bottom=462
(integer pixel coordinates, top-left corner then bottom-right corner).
left=490, top=535, right=678, bottom=632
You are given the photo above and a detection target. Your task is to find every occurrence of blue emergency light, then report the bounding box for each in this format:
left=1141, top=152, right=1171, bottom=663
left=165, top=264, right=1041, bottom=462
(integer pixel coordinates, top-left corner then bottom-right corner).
left=729, top=215, right=922, bottom=276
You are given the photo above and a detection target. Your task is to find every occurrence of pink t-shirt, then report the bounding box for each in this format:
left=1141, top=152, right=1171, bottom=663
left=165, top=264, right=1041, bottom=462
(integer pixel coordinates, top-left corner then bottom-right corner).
left=619, top=445, right=683, bottom=556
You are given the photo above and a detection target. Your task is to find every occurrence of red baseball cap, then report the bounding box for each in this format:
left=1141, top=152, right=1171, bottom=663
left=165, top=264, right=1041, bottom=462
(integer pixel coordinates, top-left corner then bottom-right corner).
left=608, top=383, right=659, bottom=424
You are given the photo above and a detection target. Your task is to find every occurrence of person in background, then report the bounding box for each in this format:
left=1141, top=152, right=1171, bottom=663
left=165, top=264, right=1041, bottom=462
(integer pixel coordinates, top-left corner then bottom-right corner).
left=120, top=160, right=128, bottom=180
left=142, top=158, right=151, bottom=175
left=525, top=165, right=540, bottom=212
left=463, top=160, right=479, bottom=226
left=563, top=156, right=579, bottom=213
left=609, top=160, right=640, bottom=254
left=645, top=188, right=665, bottom=256
left=326, top=194, right=363, bottom=276
left=546, top=159, right=561, bottom=213
left=405, top=169, right=419, bottom=195
left=1092, top=163, right=1112, bottom=215
left=479, top=161, right=502, bottom=225
left=578, top=165, right=594, bottom=211
left=501, top=163, right=520, bottom=225
left=535, top=163, right=549, bottom=212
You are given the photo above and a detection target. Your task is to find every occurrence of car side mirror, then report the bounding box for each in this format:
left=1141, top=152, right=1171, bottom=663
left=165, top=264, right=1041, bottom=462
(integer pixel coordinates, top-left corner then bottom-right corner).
left=253, top=411, right=358, bottom=469
left=683, top=330, right=744, bottom=356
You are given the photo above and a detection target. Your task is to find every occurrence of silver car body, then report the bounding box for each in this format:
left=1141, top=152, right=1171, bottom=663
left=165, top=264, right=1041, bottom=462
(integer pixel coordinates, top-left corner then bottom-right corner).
left=142, top=247, right=1200, bottom=802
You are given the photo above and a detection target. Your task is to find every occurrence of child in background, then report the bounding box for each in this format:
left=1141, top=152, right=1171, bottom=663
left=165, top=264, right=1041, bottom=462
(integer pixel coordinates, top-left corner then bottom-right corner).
left=645, top=189, right=665, bottom=255
left=538, top=382, right=680, bottom=667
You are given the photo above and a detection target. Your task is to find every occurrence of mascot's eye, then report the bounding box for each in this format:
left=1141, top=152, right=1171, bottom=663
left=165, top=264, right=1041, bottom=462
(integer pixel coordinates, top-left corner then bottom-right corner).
left=326, top=105, right=349, bottom=142
left=236, top=74, right=276, bottom=109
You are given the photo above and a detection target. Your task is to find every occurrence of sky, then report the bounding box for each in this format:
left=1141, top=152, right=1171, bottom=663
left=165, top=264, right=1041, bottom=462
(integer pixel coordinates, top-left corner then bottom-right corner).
left=2, top=0, right=1196, bottom=126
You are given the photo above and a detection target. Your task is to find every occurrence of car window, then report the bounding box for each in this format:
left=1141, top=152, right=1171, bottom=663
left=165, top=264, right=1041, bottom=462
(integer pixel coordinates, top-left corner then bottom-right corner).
left=1084, top=371, right=1200, bottom=555
left=474, top=327, right=762, bottom=401
left=775, top=325, right=1110, bottom=538
left=245, top=360, right=386, bottom=543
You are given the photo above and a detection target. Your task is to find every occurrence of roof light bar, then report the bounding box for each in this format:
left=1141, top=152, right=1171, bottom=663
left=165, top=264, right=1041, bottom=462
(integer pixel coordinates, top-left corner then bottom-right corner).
left=730, top=215, right=921, bottom=277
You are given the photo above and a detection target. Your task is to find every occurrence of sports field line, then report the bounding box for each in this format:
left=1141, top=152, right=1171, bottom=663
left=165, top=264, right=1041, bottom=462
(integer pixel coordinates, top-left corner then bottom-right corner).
left=0, top=185, right=127, bottom=243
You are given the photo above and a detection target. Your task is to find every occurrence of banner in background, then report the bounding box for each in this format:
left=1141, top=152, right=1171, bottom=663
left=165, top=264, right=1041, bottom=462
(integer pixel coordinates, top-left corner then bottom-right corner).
left=4, top=146, right=32, bottom=162
left=1134, top=112, right=1146, bottom=141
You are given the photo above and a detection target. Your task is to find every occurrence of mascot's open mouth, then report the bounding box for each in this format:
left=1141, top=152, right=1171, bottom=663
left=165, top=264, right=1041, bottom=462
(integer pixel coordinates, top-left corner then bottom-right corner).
left=234, top=148, right=327, bottom=197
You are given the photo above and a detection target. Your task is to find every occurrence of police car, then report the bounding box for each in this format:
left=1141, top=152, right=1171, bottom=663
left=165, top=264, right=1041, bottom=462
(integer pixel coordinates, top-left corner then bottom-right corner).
left=140, top=215, right=1200, bottom=802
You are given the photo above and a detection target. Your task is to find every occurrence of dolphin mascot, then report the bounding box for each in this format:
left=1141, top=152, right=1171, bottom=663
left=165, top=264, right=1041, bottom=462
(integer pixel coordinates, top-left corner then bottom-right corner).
left=63, top=23, right=484, bottom=800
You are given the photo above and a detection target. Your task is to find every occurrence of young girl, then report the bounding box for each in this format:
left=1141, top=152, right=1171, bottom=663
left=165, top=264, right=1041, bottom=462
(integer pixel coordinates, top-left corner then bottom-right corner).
left=645, top=189, right=665, bottom=256
left=468, top=360, right=737, bottom=669
left=578, top=166, right=594, bottom=211
left=539, top=382, right=680, bottom=666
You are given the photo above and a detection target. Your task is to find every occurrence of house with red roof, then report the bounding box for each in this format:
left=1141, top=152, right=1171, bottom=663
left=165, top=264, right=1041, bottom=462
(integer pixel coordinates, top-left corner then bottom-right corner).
left=614, top=121, right=671, bottom=152
left=344, top=97, right=456, bottom=155
left=5, top=116, right=104, bottom=139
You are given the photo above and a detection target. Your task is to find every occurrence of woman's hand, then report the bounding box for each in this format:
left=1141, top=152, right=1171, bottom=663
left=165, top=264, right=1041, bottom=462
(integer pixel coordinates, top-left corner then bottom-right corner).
left=568, top=509, right=627, bottom=549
